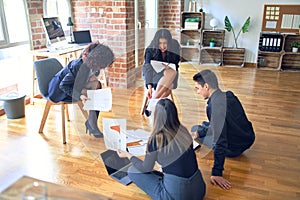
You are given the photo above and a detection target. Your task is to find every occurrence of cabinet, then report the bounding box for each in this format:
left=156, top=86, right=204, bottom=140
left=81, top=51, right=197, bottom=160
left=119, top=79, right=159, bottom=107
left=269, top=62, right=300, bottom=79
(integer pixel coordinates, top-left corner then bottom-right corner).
left=180, top=12, right=205, bottom=62
left=257, top=32, right=300, bottom=70
left=199, top=30, right=225, bottom=65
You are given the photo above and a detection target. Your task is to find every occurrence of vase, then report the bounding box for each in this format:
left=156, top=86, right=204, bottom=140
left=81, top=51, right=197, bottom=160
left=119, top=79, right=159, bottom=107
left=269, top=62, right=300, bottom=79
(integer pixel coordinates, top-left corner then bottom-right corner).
left=292, top=47, right=298, bottom=53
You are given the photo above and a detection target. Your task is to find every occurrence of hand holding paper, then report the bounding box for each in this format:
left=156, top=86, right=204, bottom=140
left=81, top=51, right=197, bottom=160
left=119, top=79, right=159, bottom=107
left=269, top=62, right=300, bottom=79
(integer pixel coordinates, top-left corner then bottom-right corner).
left=83, top=88, right=112, bottom=112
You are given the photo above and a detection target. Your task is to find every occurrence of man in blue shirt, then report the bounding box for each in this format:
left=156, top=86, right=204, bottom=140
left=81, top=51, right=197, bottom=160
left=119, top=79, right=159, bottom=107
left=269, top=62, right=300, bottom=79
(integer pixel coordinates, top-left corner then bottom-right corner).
left=192, top=69, right=255, bottom=190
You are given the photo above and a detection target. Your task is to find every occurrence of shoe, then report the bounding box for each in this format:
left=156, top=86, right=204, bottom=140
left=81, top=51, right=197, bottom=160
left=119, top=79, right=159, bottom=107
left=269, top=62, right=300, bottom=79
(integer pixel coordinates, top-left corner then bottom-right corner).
left=85, top=120, right=103, bottom=138
left=191, top=125, right=207, bottom=138
left=144, top=102, right=151, bottom=117
left=202, top=121, right=210, bottom=128
left=144, top=109, right=151, bottom=117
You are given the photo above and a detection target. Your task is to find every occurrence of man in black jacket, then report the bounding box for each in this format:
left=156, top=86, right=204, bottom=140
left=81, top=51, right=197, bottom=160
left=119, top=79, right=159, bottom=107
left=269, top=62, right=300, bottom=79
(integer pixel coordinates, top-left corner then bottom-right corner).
left=192, top=69, right=255, bottom=190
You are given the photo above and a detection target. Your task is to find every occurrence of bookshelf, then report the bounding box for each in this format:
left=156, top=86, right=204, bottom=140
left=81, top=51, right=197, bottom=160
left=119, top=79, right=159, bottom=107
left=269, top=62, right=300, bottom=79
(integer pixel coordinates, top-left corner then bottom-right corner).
left=199, top=29, right=225, bottom=65
left=257, top=4, right=300, bottom=70
left=257, top=32, right=300, bottom=70
left=180, top=12, right=205, bottom=62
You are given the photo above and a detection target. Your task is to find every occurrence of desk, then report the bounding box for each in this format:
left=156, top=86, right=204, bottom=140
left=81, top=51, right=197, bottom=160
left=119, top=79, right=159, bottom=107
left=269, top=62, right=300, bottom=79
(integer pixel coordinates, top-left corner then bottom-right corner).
left=31, top=45, right=87, bottom=103
left=0, top=176, right=111, bottom=200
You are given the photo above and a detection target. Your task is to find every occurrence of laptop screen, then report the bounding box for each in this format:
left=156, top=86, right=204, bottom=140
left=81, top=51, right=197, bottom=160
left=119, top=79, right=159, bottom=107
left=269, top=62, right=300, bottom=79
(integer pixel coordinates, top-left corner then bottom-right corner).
left=73, top=30, right=92, bottom=44
left=101, top=150, right=131, bottom=175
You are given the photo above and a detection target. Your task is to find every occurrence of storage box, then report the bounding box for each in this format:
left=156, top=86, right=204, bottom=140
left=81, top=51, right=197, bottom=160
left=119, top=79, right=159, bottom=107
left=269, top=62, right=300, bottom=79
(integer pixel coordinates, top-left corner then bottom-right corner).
left=184, top=22, right=199, bottom=29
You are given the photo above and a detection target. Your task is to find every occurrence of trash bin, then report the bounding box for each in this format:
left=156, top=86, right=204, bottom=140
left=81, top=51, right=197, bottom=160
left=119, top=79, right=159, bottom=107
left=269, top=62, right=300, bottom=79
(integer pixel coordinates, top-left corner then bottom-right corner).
left=0, top=92, right=26, bottom=119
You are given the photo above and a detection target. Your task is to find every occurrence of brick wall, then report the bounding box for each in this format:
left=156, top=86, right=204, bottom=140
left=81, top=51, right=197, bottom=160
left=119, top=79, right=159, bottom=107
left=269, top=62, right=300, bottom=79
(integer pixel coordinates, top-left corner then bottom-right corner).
left=72, top=0, right=143, bottom=88
left=158, top=0, right=183, bottom=41
left=26, top=0, right=183, bottom=88
left=26, top=0, right=45, bottom=49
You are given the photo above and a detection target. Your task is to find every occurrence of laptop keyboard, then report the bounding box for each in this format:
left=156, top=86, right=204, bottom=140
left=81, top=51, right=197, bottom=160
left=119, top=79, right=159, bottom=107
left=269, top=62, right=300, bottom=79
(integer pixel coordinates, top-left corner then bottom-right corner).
left=113, top=170, right=128, bottom=180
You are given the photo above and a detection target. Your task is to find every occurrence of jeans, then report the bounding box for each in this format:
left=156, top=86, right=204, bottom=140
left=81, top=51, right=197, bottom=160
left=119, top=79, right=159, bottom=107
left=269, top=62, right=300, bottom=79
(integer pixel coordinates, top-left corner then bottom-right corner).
left=128, top=166, right=206, bottom=200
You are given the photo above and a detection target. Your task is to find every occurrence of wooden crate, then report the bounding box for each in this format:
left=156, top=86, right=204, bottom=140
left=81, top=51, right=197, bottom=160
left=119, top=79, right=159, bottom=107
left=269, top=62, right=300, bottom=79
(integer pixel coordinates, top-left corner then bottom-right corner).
left=181, top=47, right=200, bottom=62
left=201, top=30, right=225, bottom=47
left=199, top=47, right=222, bottom=65
left=222, top=48, right=245, bottom=67
left=180, top=12, right=204, bottom=62
left=257, top=51, right=282, bottom=70
left=281, top=53, right=300, bottom=70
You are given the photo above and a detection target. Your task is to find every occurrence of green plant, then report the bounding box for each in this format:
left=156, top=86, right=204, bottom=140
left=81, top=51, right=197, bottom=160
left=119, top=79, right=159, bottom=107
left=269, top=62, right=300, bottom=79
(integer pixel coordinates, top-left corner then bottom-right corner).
left=185, top=17, right=199, bottom=22
left=224, top=16, right=250, bottom=48
left=210, top=37, right=215, bottom=43
left=291, top=41, right=299, bottom=48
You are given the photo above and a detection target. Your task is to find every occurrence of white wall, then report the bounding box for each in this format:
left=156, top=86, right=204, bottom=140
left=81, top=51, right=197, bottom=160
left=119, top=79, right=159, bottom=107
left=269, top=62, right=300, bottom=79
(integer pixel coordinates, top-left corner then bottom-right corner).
left=185, top=0, right=300, bottom=63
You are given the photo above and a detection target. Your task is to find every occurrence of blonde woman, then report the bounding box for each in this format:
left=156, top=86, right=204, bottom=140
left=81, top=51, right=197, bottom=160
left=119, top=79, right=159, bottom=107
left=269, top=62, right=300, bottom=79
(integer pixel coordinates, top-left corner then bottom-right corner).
left=117, top=98, right=206, bottom=200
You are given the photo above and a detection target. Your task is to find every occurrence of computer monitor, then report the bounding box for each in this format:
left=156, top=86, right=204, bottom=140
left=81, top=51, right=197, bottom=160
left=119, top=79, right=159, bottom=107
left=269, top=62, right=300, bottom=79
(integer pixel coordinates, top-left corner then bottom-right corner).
left=41, top=17, right=66, bottom=45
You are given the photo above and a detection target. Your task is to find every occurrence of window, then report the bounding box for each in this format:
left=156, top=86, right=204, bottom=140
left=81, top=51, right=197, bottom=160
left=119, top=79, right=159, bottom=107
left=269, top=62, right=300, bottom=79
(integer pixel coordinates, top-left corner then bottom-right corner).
left=0, top=0, right=29, bottom=48
left=0, top=0, right=31, bottom=109
left=43, top=0, right=72, bottom=32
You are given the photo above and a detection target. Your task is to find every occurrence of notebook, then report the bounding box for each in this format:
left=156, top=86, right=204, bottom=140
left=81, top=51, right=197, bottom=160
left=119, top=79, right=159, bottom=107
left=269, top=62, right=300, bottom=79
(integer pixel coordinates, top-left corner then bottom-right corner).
left=73, top=30, right=92, bottom=44
left=100, top=150, right=132, bottom=185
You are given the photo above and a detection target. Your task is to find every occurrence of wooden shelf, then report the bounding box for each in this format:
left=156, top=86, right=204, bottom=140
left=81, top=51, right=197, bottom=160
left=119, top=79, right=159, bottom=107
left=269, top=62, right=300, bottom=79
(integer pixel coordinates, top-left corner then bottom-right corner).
left=201, top=29, right=225, bottom=48
left=199, top=48, right=222, bottom=66
left=222, top=48, right=245, bottom=67
left=181, top=48, right=200, bottom=62
left=257, top=32, right=300, bottom=70
left=199, top=30, right=224, bottom=65
left=180, top=12, right=204, bottom=62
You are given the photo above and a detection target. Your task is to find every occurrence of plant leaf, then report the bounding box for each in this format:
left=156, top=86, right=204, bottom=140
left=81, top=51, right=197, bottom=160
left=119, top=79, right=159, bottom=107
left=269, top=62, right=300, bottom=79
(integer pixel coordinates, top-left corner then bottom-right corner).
left=242, top=17, right=250, bottom=33
left=224, top=16, right=232, bottom=32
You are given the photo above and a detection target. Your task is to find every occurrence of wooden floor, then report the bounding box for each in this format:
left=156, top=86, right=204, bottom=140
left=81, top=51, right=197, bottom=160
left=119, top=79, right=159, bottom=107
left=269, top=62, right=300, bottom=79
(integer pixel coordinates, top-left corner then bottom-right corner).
left=1, top=64, right=300, bottom=200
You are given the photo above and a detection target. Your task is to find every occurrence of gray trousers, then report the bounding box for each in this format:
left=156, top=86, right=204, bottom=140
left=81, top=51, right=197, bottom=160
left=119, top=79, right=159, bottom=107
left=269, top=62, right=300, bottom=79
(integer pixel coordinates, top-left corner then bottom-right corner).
left=128, top=166, right=206, bottom=200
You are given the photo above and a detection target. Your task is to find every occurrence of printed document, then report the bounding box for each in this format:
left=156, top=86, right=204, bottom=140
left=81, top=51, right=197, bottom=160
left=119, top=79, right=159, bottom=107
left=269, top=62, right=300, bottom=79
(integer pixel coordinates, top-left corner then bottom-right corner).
left=126, top=129, right=151, bottom=156
left=150, top=60, right=176, bottom=73
left=83, top=88, right=112, bottom=112
left=103, top=118, right=127, bottom=151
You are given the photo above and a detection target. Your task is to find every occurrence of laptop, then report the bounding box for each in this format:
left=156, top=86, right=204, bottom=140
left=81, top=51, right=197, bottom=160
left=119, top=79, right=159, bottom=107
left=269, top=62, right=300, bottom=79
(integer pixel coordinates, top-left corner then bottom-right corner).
left=100, top=150, right=132, bottom=185
left=73, top=30, right=92, bottom=44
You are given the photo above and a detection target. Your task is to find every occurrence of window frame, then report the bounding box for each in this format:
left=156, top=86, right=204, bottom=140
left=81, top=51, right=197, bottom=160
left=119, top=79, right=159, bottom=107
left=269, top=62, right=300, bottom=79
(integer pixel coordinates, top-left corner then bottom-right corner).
left=0, top=0, right=30, bottom=48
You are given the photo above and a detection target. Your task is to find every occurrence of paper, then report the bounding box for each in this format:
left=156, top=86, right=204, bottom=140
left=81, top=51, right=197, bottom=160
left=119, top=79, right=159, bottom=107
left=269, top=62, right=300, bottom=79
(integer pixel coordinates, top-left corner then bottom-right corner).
left=281, top=14, right=293, bottom=29
left=83, top=88, right=112, bottom=112
left=193, top=140, right=200, bottom=150
left=103, top=118, right=127, bottom=151
left=125, top=129, right=151, bottom=140
left=266, top=21, right=277, bottom=29
left=292, top=15, right=300, bottom=29
left=150, top=60, right=176, bottom=73
left=125, top=129, right=151, bottom=156
left=127, top=144, right=147, bottom=156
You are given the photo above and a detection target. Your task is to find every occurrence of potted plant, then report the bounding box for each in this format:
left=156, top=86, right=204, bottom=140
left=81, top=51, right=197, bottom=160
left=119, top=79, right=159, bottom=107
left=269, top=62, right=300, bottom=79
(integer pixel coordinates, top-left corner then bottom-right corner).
left=224, top=16, right=250, bottom=48
left=210, top=37, right=215, bottom=47
left=223, top=16, right=250, bottom=67
left=291, top=41, right=299, bottom=53
left=184, top=17, right=200, bottom=29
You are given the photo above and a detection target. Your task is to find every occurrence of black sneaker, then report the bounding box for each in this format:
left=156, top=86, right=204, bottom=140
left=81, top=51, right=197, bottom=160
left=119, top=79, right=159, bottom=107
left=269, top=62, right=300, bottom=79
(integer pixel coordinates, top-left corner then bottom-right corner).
left=144, top=109, right=151, bottom=117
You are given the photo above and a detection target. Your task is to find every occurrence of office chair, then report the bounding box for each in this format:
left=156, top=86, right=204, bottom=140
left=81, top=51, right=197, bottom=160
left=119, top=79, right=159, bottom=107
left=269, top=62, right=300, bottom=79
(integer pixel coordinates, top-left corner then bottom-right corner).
left=34, top=58, right=88, bottom=144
